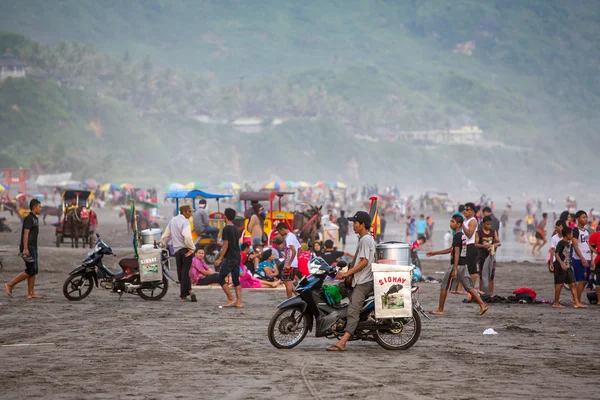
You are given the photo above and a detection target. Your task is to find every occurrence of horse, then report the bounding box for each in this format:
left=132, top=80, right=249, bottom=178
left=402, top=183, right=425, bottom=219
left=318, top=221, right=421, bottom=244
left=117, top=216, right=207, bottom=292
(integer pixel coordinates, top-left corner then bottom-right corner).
left=1, top=202, right=19, bottom=219
left=64, top=206, right=90, bottom=248
left=119, top=207, right=157, bottom=232
left=293, top=203, right=322, bottom=244
left=41, top=206, right=62, bottom=225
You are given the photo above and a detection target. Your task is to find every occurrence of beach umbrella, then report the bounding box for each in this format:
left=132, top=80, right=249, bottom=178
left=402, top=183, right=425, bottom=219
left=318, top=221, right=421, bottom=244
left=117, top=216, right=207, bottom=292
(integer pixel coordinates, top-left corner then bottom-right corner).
left=185, top=181, right=208, bottom=190
left=217, top=182, right=241, bottom=190
left=263, top=182, right=283, bottom=190
left=100, top=183, right=117, bottom=192
left=120, top=183, right=134, bottom=190
left=84, top=179, right=98, bottom=188
left=166, top=183, right=184, bottom=192
left=314, top=181, right=347, bottom=189
left=0, top=184, right=7, bottom=192
left=294, top=181, right=313, bottom=188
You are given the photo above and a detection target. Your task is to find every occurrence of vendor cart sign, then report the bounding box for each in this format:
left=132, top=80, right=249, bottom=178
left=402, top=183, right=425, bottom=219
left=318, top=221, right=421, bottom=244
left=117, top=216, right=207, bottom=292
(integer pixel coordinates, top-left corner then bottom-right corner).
left=372, top=263, right=412, bottom=318
left=138, top=248, right=163, bottom=282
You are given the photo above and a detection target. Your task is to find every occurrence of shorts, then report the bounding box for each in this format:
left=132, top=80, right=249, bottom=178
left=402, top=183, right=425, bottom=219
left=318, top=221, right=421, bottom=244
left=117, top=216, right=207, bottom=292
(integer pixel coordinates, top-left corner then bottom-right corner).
left=340, top=233, right=347, bottom=245
left=441, top=264, right=474, bottom=292
left=478, top=258, right=496, bottom=280
left=594, top=263, right=600, bottom=286
left=252, top=237, right=263, bottom=247
left=553, top=262, right=575, bottom=285
left=571, top=259, right=591, bottom=282
left=281, top=267, right=301, bottom=282
left=535, top=231, right=544, bottom=240
left=217, top=258, right=241, bottom=287
left=466, top=244, right=477, bottom=274
left=24, top=247, right=39, bottom=276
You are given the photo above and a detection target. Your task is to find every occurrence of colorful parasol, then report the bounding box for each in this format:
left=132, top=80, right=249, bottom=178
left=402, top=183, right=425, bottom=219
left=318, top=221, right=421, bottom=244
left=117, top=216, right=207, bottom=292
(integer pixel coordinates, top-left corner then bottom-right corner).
left=166, top=183, right=185, bottom=192
left=217, top=182, right=241, bottom=190
left=293, top=181, right=313, bottom=188
left=120, top=183, right=134, bottom=190
left=263, top=182, right=284, bottom=190
left=314, top=181, right=347, bottom=189
left=0, top=184, right=7, bottom=192
left=185, top=182, right=209, bottom=190
left=100, top=183, right=118, bottom=192
left=84, top=179, right=98, bottom=188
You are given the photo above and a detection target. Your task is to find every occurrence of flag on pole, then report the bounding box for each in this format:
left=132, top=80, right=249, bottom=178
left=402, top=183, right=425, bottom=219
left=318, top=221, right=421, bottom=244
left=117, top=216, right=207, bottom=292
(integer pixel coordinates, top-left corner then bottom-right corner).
left=130, top=200, right=138, bottom=258
left=369, top=196, right=378, bottom=241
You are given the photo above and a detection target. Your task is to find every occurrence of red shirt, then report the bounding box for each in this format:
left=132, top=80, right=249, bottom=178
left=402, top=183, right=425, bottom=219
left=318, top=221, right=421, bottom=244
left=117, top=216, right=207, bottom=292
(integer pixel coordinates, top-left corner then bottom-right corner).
left=411, top=240, right=420, bottom=252
left=589, top=231, right=600, bottom=264
left=297, top=251, right=311, bottom=277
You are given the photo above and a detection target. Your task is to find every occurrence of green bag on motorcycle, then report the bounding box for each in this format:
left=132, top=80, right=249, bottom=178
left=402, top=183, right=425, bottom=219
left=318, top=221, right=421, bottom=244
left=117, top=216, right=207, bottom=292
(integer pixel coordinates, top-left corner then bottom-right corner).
left=322, top=284, right=342, bottom=306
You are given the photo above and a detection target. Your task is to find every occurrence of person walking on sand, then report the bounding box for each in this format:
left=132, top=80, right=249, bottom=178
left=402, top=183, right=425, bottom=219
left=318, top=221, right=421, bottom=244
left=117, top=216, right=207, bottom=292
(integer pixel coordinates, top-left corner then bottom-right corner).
left=160, top=204, right=195, bottom=302
left=551, top=227, right=587, bottom=308
left=5, top=199, right=43, bottom=299
left=532, top=213, right=548, bottom=256
left=426, top=214, right=488, bottom=316
left=214, top=208, right=243, bottom=308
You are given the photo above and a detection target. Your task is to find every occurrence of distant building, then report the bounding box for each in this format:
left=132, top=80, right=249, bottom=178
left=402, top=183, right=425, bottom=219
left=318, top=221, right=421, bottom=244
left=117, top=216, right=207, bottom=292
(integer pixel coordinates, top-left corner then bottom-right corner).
left=0, top=51, right=27, bottom=80
left=376, top=125, right=483, bottom=144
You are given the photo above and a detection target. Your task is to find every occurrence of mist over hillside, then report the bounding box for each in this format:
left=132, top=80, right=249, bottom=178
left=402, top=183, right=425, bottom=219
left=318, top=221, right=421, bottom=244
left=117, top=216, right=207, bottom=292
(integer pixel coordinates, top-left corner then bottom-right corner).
left=0, top=0, right=598, bottom=197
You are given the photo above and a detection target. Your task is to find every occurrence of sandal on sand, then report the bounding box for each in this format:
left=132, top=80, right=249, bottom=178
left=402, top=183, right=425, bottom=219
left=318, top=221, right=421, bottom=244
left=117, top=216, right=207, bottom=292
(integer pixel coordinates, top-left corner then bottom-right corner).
left=478, top=307, right=489, bottom=316
left=326, top=345, right=347, bottom=352
left=223, top=302, right=237, bottom=308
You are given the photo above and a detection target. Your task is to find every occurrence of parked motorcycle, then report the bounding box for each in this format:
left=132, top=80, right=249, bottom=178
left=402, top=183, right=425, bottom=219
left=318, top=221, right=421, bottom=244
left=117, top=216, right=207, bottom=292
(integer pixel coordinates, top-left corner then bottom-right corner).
left=268, top=258, right=430, bottom=350
left=63, top=234, right=175, bottom=301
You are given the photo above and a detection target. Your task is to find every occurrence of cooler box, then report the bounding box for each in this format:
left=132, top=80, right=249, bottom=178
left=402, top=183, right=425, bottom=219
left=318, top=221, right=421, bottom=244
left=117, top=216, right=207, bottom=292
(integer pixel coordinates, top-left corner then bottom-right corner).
left=138, top=248, right=163, bottom=282
left=372, top=263, right=412, bottom=318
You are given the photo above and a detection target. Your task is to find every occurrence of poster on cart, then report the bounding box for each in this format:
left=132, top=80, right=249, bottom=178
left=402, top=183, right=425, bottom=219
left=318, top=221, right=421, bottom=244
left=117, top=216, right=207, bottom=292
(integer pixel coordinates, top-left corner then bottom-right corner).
left=138, top=248, right=163, bottom=282
left=372, top=263, right=412, bottom=318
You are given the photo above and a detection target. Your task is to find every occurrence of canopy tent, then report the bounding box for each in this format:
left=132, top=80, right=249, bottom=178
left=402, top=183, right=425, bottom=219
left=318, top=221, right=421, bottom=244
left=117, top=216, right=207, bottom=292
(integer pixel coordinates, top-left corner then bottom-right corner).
left=166, top=189, right=233, bottom=213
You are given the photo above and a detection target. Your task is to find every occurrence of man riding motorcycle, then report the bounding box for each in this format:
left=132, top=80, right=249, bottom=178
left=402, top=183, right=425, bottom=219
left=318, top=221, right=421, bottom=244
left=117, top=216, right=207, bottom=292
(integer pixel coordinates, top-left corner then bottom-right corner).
left=327, top=210, right=376, bottom=352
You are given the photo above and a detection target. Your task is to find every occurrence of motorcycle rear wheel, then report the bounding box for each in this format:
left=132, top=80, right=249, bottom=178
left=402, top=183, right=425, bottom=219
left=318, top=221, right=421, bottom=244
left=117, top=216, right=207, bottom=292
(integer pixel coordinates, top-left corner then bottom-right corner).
left=268, top=308, right=309, bottom=349
left=63, top=272, right=94, bottom=301
left=375, top=311, right=421, bottom=350
left=137, top=276, right=168, bottom=300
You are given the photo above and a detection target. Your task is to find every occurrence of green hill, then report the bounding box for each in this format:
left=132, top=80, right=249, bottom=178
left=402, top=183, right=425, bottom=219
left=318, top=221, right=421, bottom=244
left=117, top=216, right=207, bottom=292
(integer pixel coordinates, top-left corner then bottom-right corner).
left=0, top=0, right=598, bottom=191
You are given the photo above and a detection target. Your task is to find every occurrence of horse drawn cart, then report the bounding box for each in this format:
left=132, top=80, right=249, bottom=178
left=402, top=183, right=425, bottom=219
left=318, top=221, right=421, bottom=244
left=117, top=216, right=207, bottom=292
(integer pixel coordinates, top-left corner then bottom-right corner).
left=55, top=190, right=95, bottom=248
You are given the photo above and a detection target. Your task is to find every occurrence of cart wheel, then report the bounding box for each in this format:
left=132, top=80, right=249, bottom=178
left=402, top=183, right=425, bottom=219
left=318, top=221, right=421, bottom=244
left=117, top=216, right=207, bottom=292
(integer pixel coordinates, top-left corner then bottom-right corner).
left=89, top=236, right=94, bottom=248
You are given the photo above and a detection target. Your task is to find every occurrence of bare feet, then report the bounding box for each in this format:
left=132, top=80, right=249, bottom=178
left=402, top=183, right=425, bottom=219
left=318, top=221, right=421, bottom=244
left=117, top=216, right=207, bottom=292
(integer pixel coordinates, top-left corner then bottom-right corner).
left=478, top=306, right=489, bottom=316
left=430, top=310, right=444, bottom=315
left=551, top=303, right=565, bottom=308
left=450, top=290, right=464, bottom=295
left=222, top=300, right=236, bottom=307
left=574, top=303, right=588, bottom=308
left=5, top=283, right=13, bottom=297
left=234, top=301, right=243, bottom=308
left=27, top=293, right=42, bottom=299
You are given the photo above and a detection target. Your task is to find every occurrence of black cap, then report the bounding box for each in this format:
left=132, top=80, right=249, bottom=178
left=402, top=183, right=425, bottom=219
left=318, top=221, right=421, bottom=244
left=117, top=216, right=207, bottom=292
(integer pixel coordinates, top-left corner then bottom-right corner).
left=199, top=199, right=207, bottom=205
left=348, top=211, right=372, bottom=229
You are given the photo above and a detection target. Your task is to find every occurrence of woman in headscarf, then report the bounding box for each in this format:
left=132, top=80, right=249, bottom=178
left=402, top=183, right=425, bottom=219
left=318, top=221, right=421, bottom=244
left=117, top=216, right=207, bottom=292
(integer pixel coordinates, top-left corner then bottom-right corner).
left=247, top=203, right=265, bottom=247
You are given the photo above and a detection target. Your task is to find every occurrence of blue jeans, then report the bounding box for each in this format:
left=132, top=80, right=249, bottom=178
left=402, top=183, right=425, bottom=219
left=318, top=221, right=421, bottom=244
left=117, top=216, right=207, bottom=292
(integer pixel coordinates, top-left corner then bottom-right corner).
left=202, top=226, right=219, bottom=240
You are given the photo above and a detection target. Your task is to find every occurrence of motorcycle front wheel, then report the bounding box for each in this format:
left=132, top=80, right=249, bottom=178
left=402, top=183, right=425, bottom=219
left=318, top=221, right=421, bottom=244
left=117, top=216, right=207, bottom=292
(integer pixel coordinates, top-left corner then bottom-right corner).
left=137, top=276, right=168, bottom=300
left=268, top=308, right=309, bottom=349
left=63, top=272, right=94, bottom=301
left=375, top=311, right=421, bottom=350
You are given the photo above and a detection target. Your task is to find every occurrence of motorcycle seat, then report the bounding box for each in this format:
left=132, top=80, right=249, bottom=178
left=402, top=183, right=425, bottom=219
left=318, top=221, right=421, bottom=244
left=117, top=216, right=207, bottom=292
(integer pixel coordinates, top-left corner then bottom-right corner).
left=119, top=258, right=139, bottom=270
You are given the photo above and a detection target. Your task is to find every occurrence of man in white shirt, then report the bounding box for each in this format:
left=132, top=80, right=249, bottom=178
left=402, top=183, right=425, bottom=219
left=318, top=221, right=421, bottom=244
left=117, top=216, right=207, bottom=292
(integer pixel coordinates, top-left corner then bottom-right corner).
left=276, top=222, right=301, bottom=299
left=160, top=205, right=195, bottom=301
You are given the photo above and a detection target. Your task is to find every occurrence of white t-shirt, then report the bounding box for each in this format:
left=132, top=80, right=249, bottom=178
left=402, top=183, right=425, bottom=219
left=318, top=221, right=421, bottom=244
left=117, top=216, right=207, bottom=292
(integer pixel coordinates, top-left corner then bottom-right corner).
left=550, top=234, right=561, bottom=262
left=572, top=227, right=590, bottom=260
left=463, top=217, right=477, bottom=245
left=284, top=233, right=301, bottom=268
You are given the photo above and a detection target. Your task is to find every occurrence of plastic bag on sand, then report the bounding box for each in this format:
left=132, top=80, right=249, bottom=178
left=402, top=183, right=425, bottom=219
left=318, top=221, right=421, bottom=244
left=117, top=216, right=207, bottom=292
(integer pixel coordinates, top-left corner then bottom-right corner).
left=483, top=328, right=498, bottom=335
